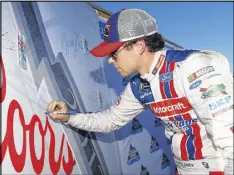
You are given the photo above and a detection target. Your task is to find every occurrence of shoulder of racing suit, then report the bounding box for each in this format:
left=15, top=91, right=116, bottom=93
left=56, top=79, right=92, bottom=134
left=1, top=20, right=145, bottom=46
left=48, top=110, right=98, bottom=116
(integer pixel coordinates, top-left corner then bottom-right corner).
left=130, top=49, right=200, bottom=105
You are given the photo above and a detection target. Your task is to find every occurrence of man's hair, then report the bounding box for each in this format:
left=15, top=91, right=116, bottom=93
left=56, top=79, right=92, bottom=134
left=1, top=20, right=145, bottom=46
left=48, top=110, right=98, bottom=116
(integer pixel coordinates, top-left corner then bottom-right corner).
left=125, top=33, right=165, bottom=53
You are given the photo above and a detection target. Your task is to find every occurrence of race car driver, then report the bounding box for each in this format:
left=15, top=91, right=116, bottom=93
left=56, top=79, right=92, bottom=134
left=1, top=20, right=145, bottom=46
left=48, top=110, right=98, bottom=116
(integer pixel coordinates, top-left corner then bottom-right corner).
left=46, top=9, right=233, bottom=175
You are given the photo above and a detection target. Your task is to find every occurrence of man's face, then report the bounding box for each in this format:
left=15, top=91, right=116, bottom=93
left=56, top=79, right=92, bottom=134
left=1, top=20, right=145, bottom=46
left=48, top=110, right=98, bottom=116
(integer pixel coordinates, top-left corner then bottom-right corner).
left=108, top=43, right=140, bottom=77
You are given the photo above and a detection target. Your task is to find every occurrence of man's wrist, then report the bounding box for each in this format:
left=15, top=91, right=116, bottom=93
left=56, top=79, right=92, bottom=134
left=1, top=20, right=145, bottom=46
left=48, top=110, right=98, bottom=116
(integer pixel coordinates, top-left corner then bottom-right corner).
left=61, top=114, right=70, bottom=123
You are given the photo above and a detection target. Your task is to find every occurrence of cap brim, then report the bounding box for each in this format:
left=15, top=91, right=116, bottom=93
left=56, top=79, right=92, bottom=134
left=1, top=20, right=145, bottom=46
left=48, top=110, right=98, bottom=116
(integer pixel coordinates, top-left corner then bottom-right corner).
left=90, top=41, right=125, bottom=57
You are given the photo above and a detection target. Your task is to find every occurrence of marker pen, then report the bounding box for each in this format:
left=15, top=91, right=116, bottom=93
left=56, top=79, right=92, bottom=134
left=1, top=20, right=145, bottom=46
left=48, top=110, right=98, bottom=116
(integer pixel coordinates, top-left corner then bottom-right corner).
left=45, top=109, right=80, bottom=115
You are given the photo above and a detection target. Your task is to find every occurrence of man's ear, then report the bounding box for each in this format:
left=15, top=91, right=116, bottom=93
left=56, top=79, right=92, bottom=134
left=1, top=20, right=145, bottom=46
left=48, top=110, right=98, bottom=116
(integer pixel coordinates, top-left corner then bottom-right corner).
left=135, top=39, right=146, bottom=55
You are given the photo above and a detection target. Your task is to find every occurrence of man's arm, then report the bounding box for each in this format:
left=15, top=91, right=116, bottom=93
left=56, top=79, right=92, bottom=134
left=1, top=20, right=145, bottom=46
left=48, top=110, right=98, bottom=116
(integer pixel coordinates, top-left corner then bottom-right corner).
left=48, top=83, right=145, bottom=132
left=181, top=50, right=233, bottom=175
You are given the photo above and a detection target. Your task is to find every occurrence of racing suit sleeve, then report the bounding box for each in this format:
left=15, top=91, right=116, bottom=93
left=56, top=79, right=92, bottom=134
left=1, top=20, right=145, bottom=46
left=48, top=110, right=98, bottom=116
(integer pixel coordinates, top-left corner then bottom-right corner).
left=180, top=50, right=233, bottom=175
left=65, top=83, right=145, bottom=132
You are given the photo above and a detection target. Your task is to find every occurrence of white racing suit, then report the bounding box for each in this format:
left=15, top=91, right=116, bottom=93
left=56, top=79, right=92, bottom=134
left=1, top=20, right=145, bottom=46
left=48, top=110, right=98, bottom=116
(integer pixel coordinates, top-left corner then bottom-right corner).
left=66, top=49, right=233, bottom=175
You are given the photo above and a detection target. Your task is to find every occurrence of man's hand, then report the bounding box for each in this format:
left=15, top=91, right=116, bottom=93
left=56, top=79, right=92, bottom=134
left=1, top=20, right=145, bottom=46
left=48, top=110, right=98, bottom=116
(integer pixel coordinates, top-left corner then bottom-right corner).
left=46, top=100, right=70, bottom=122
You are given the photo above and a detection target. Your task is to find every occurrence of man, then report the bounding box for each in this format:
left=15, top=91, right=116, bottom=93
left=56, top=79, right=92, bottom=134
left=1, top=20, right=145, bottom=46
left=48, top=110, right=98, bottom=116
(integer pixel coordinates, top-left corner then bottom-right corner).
left=47, top=9, right=233, bottom=175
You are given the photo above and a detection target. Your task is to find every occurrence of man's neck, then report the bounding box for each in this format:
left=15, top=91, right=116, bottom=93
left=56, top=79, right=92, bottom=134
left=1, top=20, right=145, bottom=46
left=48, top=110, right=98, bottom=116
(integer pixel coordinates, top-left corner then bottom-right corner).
left=138, top=52, right=156, bottom=76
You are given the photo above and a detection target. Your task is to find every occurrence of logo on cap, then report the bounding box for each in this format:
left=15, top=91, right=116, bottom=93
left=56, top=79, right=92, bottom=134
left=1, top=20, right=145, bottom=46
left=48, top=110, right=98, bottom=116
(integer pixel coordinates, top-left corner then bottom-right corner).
left=104, top=24, right=111, bottom=40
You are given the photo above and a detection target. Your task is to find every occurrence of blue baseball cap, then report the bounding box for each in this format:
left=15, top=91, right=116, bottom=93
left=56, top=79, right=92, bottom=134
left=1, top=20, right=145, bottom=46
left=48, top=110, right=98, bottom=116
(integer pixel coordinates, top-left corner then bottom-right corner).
left=90, top=9, right=157, bottom=57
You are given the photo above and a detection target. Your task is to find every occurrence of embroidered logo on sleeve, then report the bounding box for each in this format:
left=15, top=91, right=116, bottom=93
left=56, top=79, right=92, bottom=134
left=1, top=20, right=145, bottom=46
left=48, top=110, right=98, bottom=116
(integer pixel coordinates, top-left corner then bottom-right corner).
left=187, top=66, right=214, bottom=83
left=212, top=105, right=233, bottom=117
left=189, top=80, right=202, bottom=89
left=200, top=84, right=228, bottom=99
left=208, top=95, right=231, bottom=111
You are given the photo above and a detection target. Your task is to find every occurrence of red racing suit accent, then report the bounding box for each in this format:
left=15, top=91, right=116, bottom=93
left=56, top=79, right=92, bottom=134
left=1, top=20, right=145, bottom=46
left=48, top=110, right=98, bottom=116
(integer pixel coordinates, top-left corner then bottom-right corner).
left=66, top=49, right=233, bottom=175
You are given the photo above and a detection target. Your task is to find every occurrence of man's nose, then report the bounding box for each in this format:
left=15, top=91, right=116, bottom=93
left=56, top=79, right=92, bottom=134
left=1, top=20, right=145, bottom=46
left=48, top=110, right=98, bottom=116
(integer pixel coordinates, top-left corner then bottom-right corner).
left=108, top=56, right=115, bottom=64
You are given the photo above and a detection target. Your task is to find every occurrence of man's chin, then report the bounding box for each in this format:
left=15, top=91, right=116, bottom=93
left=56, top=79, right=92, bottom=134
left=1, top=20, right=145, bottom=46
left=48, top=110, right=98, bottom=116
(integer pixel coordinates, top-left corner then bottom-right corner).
left=120, top=71, right=135, bottom=78
left=120, top=72, right=129, bottom=78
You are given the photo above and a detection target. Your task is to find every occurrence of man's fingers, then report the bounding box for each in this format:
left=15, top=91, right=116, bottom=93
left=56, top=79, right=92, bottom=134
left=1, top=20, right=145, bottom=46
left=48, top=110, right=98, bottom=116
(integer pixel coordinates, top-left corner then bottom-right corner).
left=47, top=100, right=60, bottom=111
left=46, top=100, right=68, bottom=121
left=47, top=101, right=53, bottom=111
left=46, top=100, right=69, bottom=122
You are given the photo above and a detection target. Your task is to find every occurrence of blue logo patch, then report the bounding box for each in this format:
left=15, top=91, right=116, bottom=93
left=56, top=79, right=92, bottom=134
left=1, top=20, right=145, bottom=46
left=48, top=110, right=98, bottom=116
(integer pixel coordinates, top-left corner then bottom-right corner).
left=159, top=72, right=173, bottom=82
left=189, top=80, right=202, bottom=89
